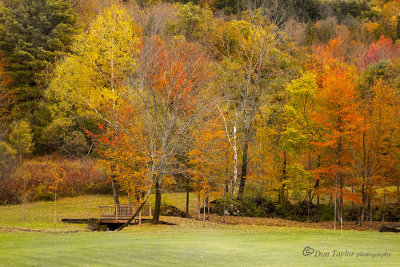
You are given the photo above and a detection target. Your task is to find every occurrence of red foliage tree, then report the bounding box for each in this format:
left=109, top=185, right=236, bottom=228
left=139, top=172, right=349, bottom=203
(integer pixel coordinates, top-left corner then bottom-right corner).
left=359, top=35, right=400, bottom=69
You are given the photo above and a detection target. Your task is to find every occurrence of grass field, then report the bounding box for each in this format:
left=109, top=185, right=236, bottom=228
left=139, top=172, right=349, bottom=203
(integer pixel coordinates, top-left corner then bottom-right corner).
left=0, top=194, right=399, bottom=266
left=0, top=227, right=398, bottom=266
left=0, top=193, right=198, bottom=230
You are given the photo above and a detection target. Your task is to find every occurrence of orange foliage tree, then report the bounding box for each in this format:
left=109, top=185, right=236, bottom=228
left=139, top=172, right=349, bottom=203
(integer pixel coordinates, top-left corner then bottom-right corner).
left=360, top=80, right=400, bottom=224
left=311, top=42, right=364, bottom=229
left=188, top=118, right=231, bottom=220
left=127, top=36, right=213, bottom=225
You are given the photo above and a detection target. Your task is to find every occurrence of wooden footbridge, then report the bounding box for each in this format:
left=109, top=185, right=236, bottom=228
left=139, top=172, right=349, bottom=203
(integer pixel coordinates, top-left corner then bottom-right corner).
left=99, top=204, right=152, bottom=224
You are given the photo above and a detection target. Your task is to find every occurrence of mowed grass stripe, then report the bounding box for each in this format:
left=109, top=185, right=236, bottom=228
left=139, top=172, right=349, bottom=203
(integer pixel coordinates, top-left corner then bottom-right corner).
left=0, top=228, right=398, bottom=267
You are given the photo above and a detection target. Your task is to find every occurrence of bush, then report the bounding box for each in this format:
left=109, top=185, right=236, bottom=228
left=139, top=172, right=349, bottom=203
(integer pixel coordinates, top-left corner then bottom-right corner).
left=0, top=141, right=19, bottom=204
left=1, top=155, right=109, bottom=204
left=31, top=184, right=55, bottom=201
left=374, top=205, right=400, bottom=222
left=60, top=131, right=89, bottom=158
left=318, top=204, right=334, bottom=221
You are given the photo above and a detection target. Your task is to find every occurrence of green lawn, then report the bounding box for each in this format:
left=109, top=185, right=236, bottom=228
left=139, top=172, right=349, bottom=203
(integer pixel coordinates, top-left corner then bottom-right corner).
left=0, top=227, right=398, bottom=266
left=0, top=194, right=399, bottom=266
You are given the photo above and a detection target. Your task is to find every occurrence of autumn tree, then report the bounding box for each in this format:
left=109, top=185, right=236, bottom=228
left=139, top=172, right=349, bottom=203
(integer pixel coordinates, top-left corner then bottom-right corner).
left=209, top=12, right=283, bottom=198
left=312, top=62, right=364, bottom=229
left=48, top=3, right=141, bottom=204
left=281, top=71, right=319, bottom=220
left=118, top=36, right=213, bottom=225
left=359, top=35, right=400, bottom=69
left=376, top=0, right=400, bottom=40
left=92, top=124, right=149, bottom=205
left=189, top=117, right=231, bottom=220
left=9, top=120, right=34, bottom=160
left=174, top=3, right=213, bottom=41
left=359, top=79, right=400, bottom=224
left=8, top=119, right=34, bottom=221
left=71, top=0, right=113, bottom=26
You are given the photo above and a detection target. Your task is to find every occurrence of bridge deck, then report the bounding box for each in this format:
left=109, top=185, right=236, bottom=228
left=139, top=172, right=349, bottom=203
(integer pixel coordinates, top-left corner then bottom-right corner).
left=99, top=204, right=152, bottom=224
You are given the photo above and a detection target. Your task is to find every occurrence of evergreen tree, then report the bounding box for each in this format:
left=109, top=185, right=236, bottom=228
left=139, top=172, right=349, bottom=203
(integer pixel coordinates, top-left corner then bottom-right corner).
left=0, top=0, right=76, bottom=118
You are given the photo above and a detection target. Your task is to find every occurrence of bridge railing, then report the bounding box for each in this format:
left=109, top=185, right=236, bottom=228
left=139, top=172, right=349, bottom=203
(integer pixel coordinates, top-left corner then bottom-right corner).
left=99, top=204, right=152, bottom=220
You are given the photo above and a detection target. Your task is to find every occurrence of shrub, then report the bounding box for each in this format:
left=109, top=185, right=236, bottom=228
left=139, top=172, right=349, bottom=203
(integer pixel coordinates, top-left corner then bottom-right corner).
left=1, top=155, right=109, bottom=204
left=318, top=204, right=334, bottom=221
left=0, top=141, right=19, bottom=204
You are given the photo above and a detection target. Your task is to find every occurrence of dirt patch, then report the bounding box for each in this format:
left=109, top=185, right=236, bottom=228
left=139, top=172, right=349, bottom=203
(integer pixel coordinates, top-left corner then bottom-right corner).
left=0, top=226, right=86, bottom=233
left=205, top=214, right=388, bottom=231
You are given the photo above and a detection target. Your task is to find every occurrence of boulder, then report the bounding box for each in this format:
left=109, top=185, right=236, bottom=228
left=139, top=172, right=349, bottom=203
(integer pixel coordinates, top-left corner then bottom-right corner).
left=379, top=224, right=400, bottom=233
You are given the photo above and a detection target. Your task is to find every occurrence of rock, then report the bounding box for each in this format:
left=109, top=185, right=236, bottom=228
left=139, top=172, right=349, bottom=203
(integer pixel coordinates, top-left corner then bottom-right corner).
left=85, top=223, right=99, bottom=231
left=231, top=210, right=240, bottom=216
left=160, top=204, right=188, bottom=218
left=224, top=210, right=230, bottom=216
left=379, top=224, right=400, bottom=233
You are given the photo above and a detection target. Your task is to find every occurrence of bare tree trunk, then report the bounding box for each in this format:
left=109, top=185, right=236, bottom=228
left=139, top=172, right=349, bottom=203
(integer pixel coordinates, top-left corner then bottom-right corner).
left=186, top=177, right=190, bottom=217
left=197, top=194, right=200, bottom=220
left=203, top=198, right=206, bottom=222
left=317, top=156, right=321, bottom=222
left=360, top=133, right=366, bottom=226
left=71, top=0, right=81, bottom=8
left=207, top=195, right=210, bottom=221
left=334, top=183, right=337, bottom=230
left=383, top=190, right=386, bottom=222
left=307, top=191, right=310, bottom=222
left=110, top=18, right=120, bottom=207
left=231, top=121, right=238, bottom=198
left=21, top=154, right=27, bottom=222
left=153, top=179, right=162, bottom=224
left=54, top=190, right=57, bottom=227
left=238, top=136, right=249, bottom=197
left=339, top=176, right=343, bottom=232
left=23, top=176, right=27, bottom=222
left=279, top=151, right=287, bottom=204
left=218, top=105, right=238, bottom=200
left=397, top=16, right=400, bottom=41
left=368, top=193, right=372, bottom=224
left=223, top=180, right=227, bottom=224
left=111, top=176, right=120, bottom=205
left=317, top=195, right=320, bottom=222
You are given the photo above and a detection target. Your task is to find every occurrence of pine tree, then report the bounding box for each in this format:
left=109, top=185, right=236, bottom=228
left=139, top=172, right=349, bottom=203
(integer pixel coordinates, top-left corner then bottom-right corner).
left=0, top=0, right=76, bottom=118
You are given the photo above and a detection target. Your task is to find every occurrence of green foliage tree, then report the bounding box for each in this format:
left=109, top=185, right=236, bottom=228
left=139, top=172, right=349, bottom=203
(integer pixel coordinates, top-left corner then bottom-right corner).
left=0, top=0, right=76, bottom=118
left=282, top=71, right=319, bottom=220
left=175, top=3, right=212, bottom=40
left=0, top=140, right=18, bottom=204
left=9, top=119, right=34, bottom=158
